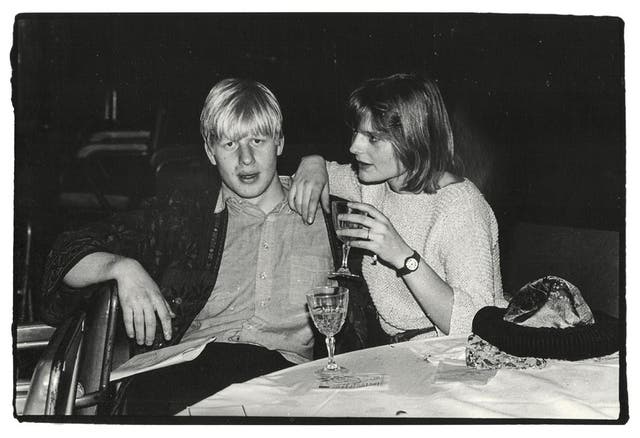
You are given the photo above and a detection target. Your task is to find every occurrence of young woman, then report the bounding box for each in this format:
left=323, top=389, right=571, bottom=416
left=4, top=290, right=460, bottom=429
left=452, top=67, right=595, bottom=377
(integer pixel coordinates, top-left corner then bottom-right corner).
left=289, top=73, right=504, bottom=339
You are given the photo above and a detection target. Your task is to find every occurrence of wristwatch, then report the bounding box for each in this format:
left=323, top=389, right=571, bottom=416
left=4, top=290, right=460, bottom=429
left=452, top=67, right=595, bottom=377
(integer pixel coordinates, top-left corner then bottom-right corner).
left=396, top=250, right=421, bottom=277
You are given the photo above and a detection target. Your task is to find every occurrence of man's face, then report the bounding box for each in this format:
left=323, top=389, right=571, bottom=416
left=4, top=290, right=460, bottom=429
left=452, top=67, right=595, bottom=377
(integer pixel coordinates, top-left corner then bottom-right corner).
left=206, top=133, right=284, bottom=203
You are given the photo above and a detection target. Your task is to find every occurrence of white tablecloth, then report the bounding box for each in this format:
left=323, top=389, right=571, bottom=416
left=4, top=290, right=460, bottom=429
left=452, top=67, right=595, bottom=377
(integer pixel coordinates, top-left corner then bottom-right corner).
left=178, top=335, right=620, bottom=418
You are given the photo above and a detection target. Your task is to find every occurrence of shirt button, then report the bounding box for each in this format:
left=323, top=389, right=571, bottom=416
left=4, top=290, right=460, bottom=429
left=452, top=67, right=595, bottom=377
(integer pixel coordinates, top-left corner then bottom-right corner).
left=260, top=272, right=267, bottom=280
left=260, top=300, right=266, bottom=307
left=263, top=242, right=269, bottom=249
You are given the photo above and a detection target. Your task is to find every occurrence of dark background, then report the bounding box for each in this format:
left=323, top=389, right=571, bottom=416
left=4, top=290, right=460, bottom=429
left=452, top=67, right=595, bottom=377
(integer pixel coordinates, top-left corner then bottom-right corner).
left=12, top=13, right=625, bottom=319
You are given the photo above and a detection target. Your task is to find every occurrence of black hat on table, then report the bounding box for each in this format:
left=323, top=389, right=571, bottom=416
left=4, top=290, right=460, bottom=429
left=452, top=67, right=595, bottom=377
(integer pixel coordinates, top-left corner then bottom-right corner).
left=472, top=276, right=619, bottom=361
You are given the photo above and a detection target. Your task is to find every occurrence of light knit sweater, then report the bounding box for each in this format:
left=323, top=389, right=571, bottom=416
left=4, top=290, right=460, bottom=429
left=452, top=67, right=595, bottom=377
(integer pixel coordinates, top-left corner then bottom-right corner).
left=327, top=162, right=505, bottom=336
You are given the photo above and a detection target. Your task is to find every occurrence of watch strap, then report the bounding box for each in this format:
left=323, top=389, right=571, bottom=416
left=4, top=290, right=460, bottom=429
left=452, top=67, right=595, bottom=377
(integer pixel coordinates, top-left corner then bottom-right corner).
left=396, top=250, right=421, bottom=277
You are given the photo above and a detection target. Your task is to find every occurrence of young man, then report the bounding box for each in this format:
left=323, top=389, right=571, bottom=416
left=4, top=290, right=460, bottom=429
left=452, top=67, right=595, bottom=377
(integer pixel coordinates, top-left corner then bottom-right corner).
left=41, top=78, right=360, bottom=415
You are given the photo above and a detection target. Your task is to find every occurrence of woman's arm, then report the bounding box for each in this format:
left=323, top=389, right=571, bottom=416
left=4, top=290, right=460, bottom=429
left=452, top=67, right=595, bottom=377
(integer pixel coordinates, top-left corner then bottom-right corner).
left=336, top=202, right=455, bottom=333
left=289, top=155, right=362, bottom=224
left=288, top=155, right=330, bottom=224
left=336, top=199, right=499, bottom=334
left=398, top=256, right=455, bottom=334
left=436, top=205, right=500, bottom=334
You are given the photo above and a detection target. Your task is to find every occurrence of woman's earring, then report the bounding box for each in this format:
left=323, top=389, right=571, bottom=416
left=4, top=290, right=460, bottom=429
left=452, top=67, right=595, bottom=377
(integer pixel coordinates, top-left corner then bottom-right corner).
left=371, top=255, right=378, bottom=265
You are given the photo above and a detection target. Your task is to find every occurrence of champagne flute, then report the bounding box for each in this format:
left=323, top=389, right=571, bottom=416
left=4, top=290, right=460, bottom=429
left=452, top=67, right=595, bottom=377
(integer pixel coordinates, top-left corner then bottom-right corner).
left=330, top=200, right=364, bottom=278
left=306, top=286, right=349, bottom=377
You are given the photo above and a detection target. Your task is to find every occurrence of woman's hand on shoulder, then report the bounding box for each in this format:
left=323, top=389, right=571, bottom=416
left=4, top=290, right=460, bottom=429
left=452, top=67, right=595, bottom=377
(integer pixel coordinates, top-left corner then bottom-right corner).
left=288, top=155, right=330, bottom=224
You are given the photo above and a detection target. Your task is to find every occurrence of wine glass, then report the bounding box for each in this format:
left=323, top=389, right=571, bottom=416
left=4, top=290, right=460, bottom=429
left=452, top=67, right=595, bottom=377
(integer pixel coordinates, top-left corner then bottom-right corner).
left=306, top=286, right=349, bottom=377
left=330, top=200, right=364, bottom=278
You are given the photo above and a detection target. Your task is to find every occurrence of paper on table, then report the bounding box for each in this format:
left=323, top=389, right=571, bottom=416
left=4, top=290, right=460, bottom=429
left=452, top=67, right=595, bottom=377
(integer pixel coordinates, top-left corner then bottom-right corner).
left=432, top=359, right=497, bottom=385
left=110, top=335, right=216, bottom=381
left=317, top=374, right=387, bottom=389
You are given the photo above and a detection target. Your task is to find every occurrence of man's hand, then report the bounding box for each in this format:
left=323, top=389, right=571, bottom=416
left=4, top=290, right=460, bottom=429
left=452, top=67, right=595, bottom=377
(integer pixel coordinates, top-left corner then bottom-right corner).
left=288, top=155, right=330, bottom=224
left=110, top=257, right=175, bottom=346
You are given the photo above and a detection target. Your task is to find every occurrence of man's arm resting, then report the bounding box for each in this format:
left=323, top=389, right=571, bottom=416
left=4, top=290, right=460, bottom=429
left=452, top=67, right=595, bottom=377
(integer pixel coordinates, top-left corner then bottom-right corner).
left=63, top=252, right=125, bottom=288
left=64, top=252, right=175, bottom=346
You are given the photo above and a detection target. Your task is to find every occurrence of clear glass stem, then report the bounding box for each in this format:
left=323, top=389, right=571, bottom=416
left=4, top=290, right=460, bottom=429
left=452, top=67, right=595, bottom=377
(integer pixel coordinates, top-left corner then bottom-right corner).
left=325, top=335, right=338, bottom=370
left=340, top=243, right=351, bottom=271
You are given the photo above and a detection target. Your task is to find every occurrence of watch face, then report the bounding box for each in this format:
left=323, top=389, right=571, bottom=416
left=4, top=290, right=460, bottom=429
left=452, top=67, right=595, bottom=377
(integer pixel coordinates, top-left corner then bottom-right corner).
left=406, top=257, right=419, bottom=271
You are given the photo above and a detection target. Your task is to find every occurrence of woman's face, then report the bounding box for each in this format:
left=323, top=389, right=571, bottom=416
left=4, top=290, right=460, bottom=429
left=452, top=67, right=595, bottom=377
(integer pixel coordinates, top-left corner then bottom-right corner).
left=349, top=117, right=407, bottom=191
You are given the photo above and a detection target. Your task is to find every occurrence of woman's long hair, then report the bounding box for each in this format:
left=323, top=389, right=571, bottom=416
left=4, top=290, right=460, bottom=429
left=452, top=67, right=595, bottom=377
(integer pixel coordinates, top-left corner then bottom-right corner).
left=346, top=73, right=456, bottom=193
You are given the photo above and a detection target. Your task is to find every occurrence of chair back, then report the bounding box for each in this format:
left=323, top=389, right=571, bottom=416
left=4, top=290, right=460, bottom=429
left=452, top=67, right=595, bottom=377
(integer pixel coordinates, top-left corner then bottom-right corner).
left=22, top=311, right=86, bottom=415
left=22, top=282, right=124, bottom=415
left=75, top=282, right=125, bottom=414
left=501, top=221, right=620, bottom=318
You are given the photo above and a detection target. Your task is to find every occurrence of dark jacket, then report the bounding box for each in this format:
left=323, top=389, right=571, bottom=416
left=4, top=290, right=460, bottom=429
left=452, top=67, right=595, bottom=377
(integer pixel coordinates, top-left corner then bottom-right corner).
left=41, top=168, right=382, bottom=356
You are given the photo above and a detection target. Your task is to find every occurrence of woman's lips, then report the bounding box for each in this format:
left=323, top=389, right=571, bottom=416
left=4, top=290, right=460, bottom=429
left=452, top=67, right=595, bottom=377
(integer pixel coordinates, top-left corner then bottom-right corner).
left=357, top=161, right=372, bottom=170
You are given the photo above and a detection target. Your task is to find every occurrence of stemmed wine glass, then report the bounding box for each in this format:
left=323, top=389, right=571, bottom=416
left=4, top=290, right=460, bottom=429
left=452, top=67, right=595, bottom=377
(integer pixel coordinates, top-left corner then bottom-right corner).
left=306, top=286, right=349, bottom=377
left=330, top=200, right=364, bottom=279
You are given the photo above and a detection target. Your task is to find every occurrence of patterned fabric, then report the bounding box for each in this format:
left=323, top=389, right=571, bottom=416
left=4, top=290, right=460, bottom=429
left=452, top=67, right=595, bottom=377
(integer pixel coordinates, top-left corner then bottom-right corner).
left=41, top=169, right=378, bottom=359
left=326, top=161, right=505, bottom=336
left=466, top=334, right=547, bottom=369
left=503, top=276, right=595, bottom=328
left=41, top=184, right=222, bottom=349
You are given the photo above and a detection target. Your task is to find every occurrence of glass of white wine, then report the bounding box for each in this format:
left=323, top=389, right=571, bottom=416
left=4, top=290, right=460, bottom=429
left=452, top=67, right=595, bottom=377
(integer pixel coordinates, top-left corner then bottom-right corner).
left=306, top=286, right=349, bottom=377
left=330, top=200, right=364, bottom=278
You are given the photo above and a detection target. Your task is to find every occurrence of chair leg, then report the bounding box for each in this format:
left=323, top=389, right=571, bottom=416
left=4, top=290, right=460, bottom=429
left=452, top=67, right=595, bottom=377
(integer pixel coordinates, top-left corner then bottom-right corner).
left=18, top=222, right=33, bottom=323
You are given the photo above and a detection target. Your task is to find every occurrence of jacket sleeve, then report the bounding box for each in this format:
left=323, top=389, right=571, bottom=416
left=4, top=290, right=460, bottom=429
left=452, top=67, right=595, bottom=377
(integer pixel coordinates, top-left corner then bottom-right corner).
left=40, top=192, right=193, bottom=326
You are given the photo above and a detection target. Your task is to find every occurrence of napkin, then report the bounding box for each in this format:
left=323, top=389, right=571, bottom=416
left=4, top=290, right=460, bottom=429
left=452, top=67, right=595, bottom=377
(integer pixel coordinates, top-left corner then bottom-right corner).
left=465, top=334, right=547, bottom=370
left=110, top=335, right=216, bottom=381
left=433, top=359, right=497, bottom=385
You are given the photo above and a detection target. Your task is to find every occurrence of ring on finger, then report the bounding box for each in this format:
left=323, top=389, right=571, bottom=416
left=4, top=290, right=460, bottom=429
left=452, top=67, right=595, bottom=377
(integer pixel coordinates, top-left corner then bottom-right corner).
left=367, top=229, right=370, bottom=240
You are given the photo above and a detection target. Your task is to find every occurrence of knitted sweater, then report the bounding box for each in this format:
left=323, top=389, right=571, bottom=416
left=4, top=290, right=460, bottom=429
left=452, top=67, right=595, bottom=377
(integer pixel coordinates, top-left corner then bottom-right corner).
left=327, top=162, right=505, bottom=336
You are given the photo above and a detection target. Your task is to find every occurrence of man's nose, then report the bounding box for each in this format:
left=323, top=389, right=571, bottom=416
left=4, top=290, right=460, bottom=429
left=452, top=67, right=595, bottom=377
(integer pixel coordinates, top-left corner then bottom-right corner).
left=238, top=142, right=256, bottom=165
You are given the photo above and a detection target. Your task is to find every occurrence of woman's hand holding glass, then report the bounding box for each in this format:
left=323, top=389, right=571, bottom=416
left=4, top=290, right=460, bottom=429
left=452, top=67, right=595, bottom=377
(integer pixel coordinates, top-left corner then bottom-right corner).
left=336, top=202, right=414, bottom=270
left=330, top=200, right=365, bottom=278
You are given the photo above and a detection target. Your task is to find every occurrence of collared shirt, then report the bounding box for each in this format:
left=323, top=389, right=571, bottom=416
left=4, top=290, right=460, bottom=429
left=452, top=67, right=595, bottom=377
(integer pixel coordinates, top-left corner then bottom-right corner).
left=181, top=178, right=333, bottom=364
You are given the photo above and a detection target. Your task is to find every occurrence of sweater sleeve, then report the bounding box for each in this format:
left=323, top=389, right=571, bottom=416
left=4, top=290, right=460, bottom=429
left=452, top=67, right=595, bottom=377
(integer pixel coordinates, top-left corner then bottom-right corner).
left=326, top=161, right=362, bottom=201
left=437, top=196, right=502, bottom=335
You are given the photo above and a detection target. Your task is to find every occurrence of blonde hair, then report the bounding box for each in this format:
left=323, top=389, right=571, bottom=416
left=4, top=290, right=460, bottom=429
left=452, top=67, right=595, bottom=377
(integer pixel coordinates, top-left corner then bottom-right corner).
left=200, top=78, right=283, bottom=148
